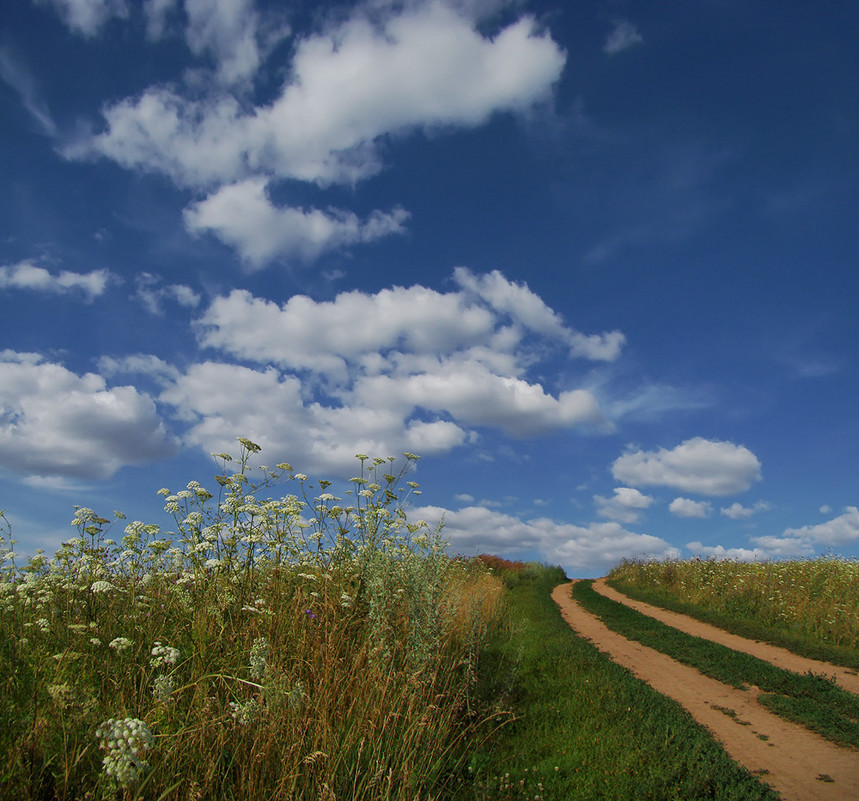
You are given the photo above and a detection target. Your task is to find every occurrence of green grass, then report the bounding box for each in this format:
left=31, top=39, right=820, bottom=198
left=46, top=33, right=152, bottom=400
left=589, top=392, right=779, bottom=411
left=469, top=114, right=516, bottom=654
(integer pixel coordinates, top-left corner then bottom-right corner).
left=456, top=568, right=779, bottom=800
left=573, top=580, right=859, bottom=750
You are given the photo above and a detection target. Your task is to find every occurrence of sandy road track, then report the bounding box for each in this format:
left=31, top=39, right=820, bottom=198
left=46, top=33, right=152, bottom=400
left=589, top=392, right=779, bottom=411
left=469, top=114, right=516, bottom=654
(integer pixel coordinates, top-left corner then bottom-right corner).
left=552, top=582, right=859, bottom=801
left=592, top=579, right=859, bottom=695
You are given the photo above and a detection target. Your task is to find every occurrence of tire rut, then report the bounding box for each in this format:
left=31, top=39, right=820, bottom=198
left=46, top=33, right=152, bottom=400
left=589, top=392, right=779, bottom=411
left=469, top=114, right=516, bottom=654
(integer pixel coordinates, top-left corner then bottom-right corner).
left=552, top=581, right=859, bottom=801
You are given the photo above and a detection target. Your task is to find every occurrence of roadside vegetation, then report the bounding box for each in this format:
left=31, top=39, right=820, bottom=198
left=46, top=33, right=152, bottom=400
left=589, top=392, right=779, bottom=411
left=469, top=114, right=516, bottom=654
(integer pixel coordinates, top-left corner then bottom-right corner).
left=460, top=564, right=779, bottom=800
left=608, top=557, right=859, bottom=669
left=573, top=580, right=859, bottom=749
left=1, top=442, right=505, bottom=800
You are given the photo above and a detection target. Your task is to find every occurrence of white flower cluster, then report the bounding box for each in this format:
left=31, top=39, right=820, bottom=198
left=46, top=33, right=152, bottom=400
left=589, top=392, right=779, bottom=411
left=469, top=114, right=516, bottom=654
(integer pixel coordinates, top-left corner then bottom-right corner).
left=150, top=642, right=180, bottom=668
left=228, top=697, right=260, bottom=725
left=152, top=674, right=175, bottom=703
left=90, top=580, right=116, bottom=594
left=109, top=636, right=133, bottom=653
left=248, top=636, right=269, bottom=681
left=94, top=717, right=154, bottom=788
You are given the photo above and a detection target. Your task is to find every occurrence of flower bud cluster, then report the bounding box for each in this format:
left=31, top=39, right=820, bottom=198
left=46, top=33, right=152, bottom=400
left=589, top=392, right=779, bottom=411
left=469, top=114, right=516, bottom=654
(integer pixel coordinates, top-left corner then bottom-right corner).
left=94, top=717, right=154, bottom=788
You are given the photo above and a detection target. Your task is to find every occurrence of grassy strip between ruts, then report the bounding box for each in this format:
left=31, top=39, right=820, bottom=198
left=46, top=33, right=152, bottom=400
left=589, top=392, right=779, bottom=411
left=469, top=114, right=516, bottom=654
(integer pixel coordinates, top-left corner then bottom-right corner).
left=455, top=567, right=779, bottom=800
left=606, top=577, right=859, bottom=671
left=573, top=580, right=859, bottom=751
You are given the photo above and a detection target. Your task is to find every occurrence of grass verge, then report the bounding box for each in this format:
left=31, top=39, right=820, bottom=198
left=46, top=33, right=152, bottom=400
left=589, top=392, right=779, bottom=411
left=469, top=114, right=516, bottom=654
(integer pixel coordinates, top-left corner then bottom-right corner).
left=573, top=580, right=859, bottom=750
left=456, top=567, right=779, bottom=800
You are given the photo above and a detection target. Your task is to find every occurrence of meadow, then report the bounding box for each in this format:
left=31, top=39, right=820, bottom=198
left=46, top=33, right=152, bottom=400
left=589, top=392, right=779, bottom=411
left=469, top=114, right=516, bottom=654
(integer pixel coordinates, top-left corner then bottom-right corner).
left=1, top=442, right=505, bottom=800
left=608, top=557, right=859, bottom=667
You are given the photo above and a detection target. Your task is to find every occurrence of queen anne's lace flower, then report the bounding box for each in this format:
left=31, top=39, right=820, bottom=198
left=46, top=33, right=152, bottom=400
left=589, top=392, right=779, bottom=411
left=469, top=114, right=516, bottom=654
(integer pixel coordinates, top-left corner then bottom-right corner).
left=150, top=642, right=180, bottom=668
left=95, top=718, right=154, bottom=788
left=90, top=580, right=116, bottom=594
left=109, top=637, right=133, bottom=653
left=248, top=636, right=269, bottom=681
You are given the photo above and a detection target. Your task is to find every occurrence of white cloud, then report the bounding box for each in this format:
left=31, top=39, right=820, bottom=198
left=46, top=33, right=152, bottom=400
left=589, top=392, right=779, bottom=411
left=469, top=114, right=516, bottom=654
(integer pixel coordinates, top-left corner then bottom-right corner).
left=685, top=542, right=763, bottom=561
left=76, top=1, right=564, bottom=189
left=612, top=437, right=762, bottom=496
left=595, top=487, right=653, bottom=523
left=453, top=267, right=624, bottom=360
left=820, top=504, right=833, bottom=515
left=753, top=507, right=859, bottom=555
left=720, top=500, right=771, bottom=519
left=0, top=352, right=176, bottom=479
left=184, top=0, right=270, bottom=85
left=98, top=353, right=181, bottom=386
left=603, top=19, right=643, bottom=55
left=669, top=497, right=713, bottom=518
left=160, top=270, right=618, bottom=470
left=159, top=361, right=468, bottom=475
left=134, top=272, right=201, bottom=314
left=196, top=269, right=620, bottom=374
left=0, top=261, right=111, bottom=300
left=413, top=504, right=678, bottom=574
left=37, top=0, right=128, bottom=37
left=143, top=0, right=177, bottom=40
left=184, top=179, right=410, bottom=267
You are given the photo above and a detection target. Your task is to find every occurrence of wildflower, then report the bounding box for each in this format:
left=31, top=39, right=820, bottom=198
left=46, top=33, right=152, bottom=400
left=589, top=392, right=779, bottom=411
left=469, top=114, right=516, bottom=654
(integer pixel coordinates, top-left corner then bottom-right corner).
left=109, top=637, right=133, bottom=654
left=95, top=718, right=154, bottom=789
left=152, top=674, right=174, bottom=703
left=248, top=636, right=269, bottom=681
left=228, top=698, right=260, bottom=724
left=289, top=681, right=306, bottom=710
left=340, top=592, right=354, bottom=608
left=91, top=580, right=116, bottom=594
left=150, top=642, right=180, bottom=668
left=304, top=609, right=317, bottom=620
left=90, top=637, right=102, bottom=646
left=35, top=617, right=50, bottom=632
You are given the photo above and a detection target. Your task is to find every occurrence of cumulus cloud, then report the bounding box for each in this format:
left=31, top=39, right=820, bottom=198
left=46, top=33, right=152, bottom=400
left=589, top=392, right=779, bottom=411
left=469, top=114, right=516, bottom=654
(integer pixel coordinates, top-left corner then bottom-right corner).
left=611, top=437, right=762, bottom=496
left=603, top=19, right=643, bottom=55
left=161, top=269, right=616, bottom=470
left=685, top=542, right=763, bottom=561
left=98, top=353, right=181, bottom=386
left=197, top=268, right=620, bottom=375
left=184, top=179, right=410, bottom=267
left=595, top=487, right=653, bottom=523
left=752, top=507, right=859, bottom=556
left=453, top=267, right=625, bottom=360
left=37, top=0, right=128, bottom=37
left=0, top=261, right=111, bottom=300
left=0, top=351, right=176, bottom=479
left=669, top=497, right=713, bottom=518
left=63, top=1, right=564, bottom=264
left=183, top=0, right=287, bottom=86
left=720, top=500, right=771, bottom=519
left=79, top=2, right=564, bottom=188
left=413, top=504, right=678, bottom=574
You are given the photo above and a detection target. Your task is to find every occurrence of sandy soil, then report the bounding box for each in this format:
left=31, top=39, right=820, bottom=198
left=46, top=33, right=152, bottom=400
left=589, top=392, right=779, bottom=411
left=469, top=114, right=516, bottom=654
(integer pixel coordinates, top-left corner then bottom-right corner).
left=552, top=581, right=859, bottom=801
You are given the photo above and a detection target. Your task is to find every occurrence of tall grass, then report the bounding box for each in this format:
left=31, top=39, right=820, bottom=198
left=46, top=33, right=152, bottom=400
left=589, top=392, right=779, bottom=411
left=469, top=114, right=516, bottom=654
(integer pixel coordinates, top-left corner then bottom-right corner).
left=1, top=441, right=504, bottom=800
left=609, top=557, right=859, bottom=661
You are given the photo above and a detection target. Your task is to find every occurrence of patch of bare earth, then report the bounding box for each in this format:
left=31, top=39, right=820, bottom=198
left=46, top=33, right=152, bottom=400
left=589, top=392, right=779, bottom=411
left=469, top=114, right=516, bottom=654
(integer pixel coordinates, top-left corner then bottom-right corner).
left=552, top=581, right=859, bottom=801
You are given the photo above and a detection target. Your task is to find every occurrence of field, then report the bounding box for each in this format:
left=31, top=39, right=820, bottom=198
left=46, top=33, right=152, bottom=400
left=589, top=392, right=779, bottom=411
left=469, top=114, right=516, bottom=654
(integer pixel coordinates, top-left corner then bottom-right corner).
left=4, top=445, right=857, bottom=799
left=1, top=443, right=505, bottom=800
left=608, top=557, right=859, bottom=667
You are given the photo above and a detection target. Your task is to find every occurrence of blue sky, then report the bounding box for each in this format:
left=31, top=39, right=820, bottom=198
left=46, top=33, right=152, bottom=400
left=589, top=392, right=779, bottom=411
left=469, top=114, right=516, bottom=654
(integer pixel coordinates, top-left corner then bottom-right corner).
left=2, top=0, right=858, bottom=577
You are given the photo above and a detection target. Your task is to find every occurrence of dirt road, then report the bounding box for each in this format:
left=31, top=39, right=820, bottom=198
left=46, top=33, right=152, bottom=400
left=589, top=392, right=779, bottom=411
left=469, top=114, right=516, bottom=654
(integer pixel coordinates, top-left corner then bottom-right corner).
left=552, top=581, right=859, bottom=801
